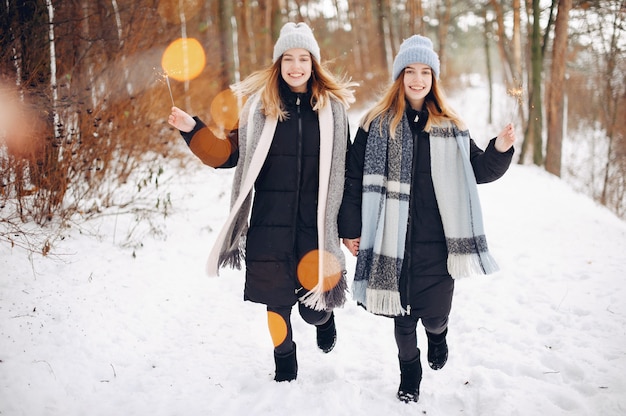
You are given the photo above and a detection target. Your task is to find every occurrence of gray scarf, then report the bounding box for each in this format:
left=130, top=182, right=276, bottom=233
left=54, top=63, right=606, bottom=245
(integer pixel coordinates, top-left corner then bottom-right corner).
left=353, top=113, right=499, bottom=316
left=206, top=93, right=350, bottom=311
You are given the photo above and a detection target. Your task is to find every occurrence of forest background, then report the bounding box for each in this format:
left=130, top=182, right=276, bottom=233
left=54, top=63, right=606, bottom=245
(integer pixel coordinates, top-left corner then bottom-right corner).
left=0, top=0, right=625, bottom=254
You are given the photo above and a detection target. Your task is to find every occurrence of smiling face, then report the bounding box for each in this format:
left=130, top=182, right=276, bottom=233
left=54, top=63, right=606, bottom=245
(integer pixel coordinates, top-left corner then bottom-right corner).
left=280, top=48, right=313, bottom=93
left=402, top=63, right=433, bottom=110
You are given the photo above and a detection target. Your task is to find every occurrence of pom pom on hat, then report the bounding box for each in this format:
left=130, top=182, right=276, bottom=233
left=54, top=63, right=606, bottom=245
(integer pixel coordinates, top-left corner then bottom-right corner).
left=392, top=35, right=440, bottom=81
left=272, top=22, right=321, bottom=63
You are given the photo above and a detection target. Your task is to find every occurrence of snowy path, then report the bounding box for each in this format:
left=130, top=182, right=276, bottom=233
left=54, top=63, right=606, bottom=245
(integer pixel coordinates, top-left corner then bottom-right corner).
left=2, top=159, right=625, bottom=415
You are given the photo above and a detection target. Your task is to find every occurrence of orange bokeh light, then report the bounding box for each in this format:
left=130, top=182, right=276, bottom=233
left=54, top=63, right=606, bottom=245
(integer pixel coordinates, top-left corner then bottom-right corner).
left=161, top=38, right=206, bottom=82
left=267, top=311, right=288, bottom=347
left=297, top=250, right=342, bottom=292
left=210, top=89, right=242, bottom=131
left=0, top=82, right=42, bottom=158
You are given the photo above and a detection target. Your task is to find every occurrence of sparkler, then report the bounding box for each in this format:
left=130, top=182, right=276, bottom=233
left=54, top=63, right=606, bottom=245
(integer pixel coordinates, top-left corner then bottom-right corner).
left=164, top=72, right=175, bottom=106
left=506, top=83, right=524, bottom=122
left=154, top=67, right=176, bottom=106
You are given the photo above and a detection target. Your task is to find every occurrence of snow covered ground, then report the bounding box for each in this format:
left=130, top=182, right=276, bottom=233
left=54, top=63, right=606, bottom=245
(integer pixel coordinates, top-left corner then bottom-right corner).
left=2, top=86, right=625, bottom=415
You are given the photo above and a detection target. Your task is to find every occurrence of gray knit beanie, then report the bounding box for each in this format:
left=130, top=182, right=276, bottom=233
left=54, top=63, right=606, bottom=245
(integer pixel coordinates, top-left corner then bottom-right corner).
left=272, top=22, right=321, bottom=63
left=392, top=35, right=440, bottom=81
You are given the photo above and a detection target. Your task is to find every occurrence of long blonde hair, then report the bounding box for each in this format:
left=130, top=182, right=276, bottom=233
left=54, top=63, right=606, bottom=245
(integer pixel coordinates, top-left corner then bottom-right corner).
left=361, top=70, right=465, bottom=138
left=231, top=55, right=358, bottom=121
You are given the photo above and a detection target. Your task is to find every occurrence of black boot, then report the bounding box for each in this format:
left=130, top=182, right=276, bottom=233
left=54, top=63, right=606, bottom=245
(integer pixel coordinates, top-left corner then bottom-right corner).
left=274, top=343, right=297, bottom=382
left=316, top=312, right=336, bottom=353
left=426, top=328, right=448, bottom=370
left=397, top=351, right=422, bottom=403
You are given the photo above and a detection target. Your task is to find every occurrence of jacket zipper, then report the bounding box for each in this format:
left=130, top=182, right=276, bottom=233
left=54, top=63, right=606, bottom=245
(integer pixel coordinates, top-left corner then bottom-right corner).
left=293, top=95, right=303, bottom=294
left=403, top=124, right=422, bottom=315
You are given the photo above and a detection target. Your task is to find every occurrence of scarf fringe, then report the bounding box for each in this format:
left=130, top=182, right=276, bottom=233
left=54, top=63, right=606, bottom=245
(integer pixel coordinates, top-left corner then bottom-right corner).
left=447, top=252, right=499, bottom=279
left=218, top=246, right=244, bottom=271
left=365, top=288, right=406, bottom=316
left=299, top=271, right=348, bottom=311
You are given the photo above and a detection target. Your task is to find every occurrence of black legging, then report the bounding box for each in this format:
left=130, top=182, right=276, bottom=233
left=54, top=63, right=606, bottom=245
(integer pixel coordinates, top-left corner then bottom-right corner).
left=393, top=315, right=448, bottom=361
left=394, top=313, right=449, bottom=361
left=268, top=303, right=331, bottom=354
left=394, top=274, right=453, bottom=361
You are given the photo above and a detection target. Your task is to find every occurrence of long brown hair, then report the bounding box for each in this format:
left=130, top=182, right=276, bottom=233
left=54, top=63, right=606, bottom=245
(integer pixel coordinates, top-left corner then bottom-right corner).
left=361, top=69, right=465, bottom=139
left=231, top=54, right=357, bottom=121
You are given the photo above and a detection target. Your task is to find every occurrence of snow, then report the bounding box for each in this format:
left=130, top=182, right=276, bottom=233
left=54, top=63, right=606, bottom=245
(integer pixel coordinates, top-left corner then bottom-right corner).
left=2, top=86, right=626, bottom=416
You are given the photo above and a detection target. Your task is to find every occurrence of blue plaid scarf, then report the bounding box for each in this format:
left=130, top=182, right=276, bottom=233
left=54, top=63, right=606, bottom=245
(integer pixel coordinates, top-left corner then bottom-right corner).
left=353, top=113, right=499, bottom=316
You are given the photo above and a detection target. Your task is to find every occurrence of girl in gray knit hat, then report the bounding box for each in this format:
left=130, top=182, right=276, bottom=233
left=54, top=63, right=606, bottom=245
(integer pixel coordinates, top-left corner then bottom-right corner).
left=168, top=22, right=357, bottom=383
left=338, top=34, right=516, bottom=403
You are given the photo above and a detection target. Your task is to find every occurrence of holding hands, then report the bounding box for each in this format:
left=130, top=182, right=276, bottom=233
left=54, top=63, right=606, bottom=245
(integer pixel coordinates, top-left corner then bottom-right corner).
left=342, top=237, right=360, bottom=257
left=168, top=106, right=196, bottom=133
left=495, top=123, right=516, bottom=153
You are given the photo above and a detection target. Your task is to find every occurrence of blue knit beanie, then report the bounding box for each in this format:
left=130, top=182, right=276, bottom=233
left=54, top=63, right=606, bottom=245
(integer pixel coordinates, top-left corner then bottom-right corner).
left=392, top=35, right=440, bottom=81
left=272, top=22, right=321, bottom=63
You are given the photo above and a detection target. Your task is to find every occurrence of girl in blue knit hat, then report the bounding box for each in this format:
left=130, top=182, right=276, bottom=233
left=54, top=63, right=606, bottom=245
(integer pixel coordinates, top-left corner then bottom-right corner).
left=338, top=34, right=516, bottom=403
left=168, top=22, right=357, bottom=382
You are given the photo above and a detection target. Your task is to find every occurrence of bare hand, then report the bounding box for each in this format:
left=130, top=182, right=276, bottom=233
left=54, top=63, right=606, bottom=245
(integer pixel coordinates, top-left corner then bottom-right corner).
left=495, top=123, right=516, bottom=153
left=168, top=106, right=196, bottom=133
left=342, top=237, right=360, bottom=257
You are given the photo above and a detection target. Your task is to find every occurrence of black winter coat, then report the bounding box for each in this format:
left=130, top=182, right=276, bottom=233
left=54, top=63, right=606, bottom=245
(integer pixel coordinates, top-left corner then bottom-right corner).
left=338, top=107, right=514, bottom=308
left=243, top=88, right=321, bottom=307
left=184, top=86, right=326, bottom=307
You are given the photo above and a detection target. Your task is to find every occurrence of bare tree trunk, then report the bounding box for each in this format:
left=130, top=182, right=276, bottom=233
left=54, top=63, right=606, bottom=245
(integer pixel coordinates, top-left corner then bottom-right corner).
left=255, top=0, right=276, bottom=66
left=235, top=0, right=252, bottom=77
left=409, top=0, right=424, bottom=35
left=384, top=0, right=399, bottom=54
left=218, top=0, right=235, bottom=89
left=545, top=0, right=572, bottom=177
left=529, top=0, right=544, bottom=166
left=346, top=0, right=364, bottom=74
left=600, top=9, right=624, bottom=207
left=271, top=0, right=283, bottom=44
left=176, top=0, right=192, bottom=109
left=542, top=1, right=558, bottom=59
left=363, top=0, right=387, bottom=83
left=519, top=0, right=533, bottom=163
left=489, top=0, right=513, bottom=86
left=45, top=0, right=58, bottom=138
left=376, top=0, right=393, bottom=75
left=483, top=8, right=494, bottom=125
left=512, top=0, right=523, bottom=83
left=436, top=0, right=451, bottom=78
